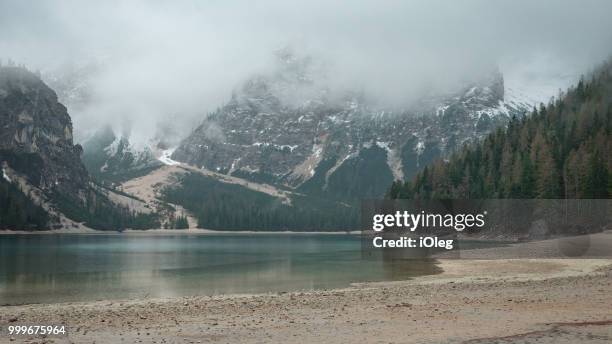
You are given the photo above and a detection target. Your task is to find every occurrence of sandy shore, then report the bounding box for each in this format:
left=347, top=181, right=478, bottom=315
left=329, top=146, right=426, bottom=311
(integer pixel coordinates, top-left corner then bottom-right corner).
left=1, top=258, right=611, bottom=343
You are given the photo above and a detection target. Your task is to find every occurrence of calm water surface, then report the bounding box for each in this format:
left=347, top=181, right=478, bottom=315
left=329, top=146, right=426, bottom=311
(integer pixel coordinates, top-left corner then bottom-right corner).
left=0, top=233, right=442, bottom=305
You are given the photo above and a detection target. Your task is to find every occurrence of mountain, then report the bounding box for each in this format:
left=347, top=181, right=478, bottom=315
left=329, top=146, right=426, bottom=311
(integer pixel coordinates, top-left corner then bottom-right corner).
left=389, top=60, right=612, bottom=200
left=43, top=57, right=199, bottom=182
left=0, top=66, right=90, bottom=210
left=172, top=50, right=530, bottom=201
left=10, top=50, right=554, bottom=231
left=44, top=59, right=163, bottom=184
left=81, top=126, right=162, bottom=184
left=0, top=65, right=158, bottom=230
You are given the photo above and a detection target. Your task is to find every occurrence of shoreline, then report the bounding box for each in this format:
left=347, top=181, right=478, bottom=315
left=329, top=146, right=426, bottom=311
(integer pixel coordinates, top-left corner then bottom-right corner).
left=6, top=226, right=608, bottom=241
left=4, top=258, right=610, bottom=306
left=2, top=231, right=612, bottom=342
left=2, top=258, right=611, bottom=343
left=0, top=228, right=362, bottom=235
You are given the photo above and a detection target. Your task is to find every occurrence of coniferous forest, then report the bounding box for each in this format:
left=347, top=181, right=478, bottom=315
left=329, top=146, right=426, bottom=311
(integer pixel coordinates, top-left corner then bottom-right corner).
left=52, top=188, right=161, bottom=230
left=162, top=172, right=359, bottom=231
left=0, top=177, right=50, bottom=229
left=389, top=60, right=612, bottom=200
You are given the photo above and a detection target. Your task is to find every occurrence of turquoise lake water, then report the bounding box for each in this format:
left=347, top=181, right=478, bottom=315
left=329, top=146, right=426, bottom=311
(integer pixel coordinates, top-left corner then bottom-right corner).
left=0, top=233, right=441, bottom=305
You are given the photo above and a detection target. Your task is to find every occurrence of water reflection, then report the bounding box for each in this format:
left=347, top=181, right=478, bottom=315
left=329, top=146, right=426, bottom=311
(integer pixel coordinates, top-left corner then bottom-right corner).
left=0, top=234, right=439, bottom=305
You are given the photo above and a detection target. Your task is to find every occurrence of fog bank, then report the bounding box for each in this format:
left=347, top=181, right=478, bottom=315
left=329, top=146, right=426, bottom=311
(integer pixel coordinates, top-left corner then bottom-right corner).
left=1, top=0, right=611, bottom=145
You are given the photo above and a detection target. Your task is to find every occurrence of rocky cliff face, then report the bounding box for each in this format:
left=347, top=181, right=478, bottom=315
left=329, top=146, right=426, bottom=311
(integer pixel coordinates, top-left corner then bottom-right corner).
left=173, top=52, right=529, bottom=199
left=0, top=66, right=159, bottom=230
left=0, top=66, right=90, bottom=199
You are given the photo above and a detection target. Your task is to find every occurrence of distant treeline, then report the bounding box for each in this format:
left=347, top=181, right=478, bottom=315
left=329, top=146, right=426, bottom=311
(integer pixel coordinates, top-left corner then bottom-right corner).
left=162, top=172, right=358, bottom=231
left=389, top=60, right=612, bottom=199
left=53, top=188, right=160, bottom=230
left=0, top=177, right=161, bottom=231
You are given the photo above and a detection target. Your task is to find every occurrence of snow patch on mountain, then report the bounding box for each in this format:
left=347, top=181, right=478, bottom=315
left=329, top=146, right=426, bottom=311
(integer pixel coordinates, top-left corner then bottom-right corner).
left=2, top=167, right=11, bottom=182
left=104, top=136, right=122, bottom=157
left=436, top=105, right=450, bottom=116
left=501, top=54, right=580, bottom=108
left=159, top=148, right=181, bottom=166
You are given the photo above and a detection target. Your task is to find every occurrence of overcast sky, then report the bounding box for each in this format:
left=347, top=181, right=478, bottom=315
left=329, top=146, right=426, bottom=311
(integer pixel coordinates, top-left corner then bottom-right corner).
left=1, top=0, right=612, bottom=144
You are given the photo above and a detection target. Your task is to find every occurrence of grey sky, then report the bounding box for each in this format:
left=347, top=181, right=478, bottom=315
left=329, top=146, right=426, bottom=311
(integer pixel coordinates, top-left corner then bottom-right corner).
left=1, top=0, right=611, bottom=144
